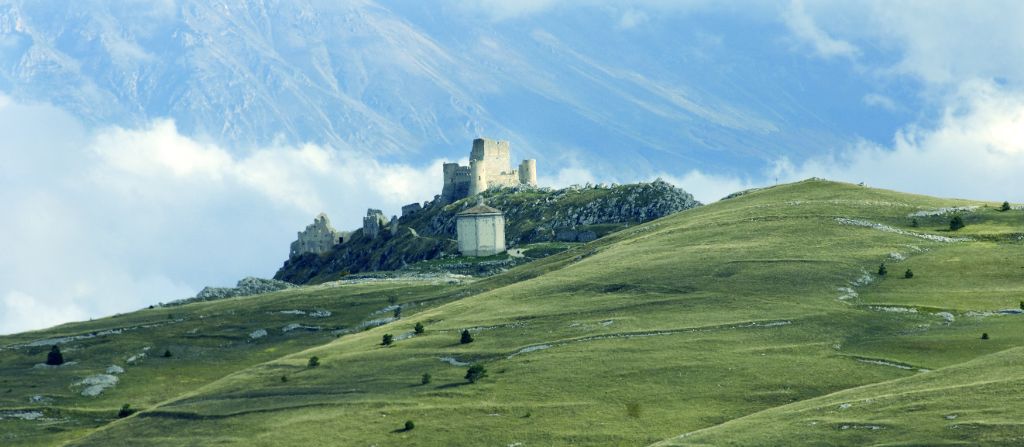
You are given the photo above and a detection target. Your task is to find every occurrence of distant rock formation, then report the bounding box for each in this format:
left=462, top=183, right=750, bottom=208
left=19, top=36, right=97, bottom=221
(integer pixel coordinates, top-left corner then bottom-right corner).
left=173, top=277, right=296, bottom=305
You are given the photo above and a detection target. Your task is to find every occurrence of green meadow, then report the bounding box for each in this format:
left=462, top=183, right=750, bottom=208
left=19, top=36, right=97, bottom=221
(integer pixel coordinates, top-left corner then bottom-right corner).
left=2, top=179, right=1021, bottom=446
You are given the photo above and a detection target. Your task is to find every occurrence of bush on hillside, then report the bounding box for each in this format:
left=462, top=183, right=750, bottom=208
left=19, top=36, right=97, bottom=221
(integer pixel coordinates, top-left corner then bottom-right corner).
left=982, top=333, right=989, bottom=340
left=308, top=356, right=320, bottom=368
left=46, top=345, right=64, bottom=366
left=1001, top=201, right=1011, bottom=211
left=460, top=329, right=474, bottom=344
left=421, top=372, right=431, bottom=385
left=911, top=218, right=919, bottom=227
left=280, top=375, right=288, bottom=383
left=162, top=349, right=172, bottom=358
left=382, top=334, right=394, bottom=346
left=904, top=269, right=914, bottom=279
left=404, top=420, right=415, bottom=431
left=950, top=215, right=965, bottom=231
left=393, top=306, right=402, bottom=319
left=878, top=263, right=887, bottom=276
left=465, top=364, right=488, bottom=383
left=414, top=322, right=425, bottom=334
left=117, top=404, right=135, bottom=418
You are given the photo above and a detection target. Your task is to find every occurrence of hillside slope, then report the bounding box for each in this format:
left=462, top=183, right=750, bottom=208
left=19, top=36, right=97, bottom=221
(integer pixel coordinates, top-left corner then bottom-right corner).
left=2, top=180, right=1022, bottom=446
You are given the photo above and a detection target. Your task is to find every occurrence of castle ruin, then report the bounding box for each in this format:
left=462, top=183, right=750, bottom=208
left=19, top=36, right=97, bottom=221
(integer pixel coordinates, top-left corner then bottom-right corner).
left=362, top=209, right=389, bottom=239
left=441, top=138, right=537, bottom=203
left=289, top=213, right=346, bottom=258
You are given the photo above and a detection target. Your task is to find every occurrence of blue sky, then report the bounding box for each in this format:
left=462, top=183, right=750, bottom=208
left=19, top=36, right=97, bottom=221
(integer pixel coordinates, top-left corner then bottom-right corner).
left=1, top=0, right=1022, bottom=334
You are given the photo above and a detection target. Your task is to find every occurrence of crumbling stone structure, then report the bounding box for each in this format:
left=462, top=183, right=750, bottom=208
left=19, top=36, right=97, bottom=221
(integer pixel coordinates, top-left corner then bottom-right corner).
left=362, top=209, right=388, bottom=239
left=441, top=138, right=537, bottom=203
left=456, top=204, right=506, bottom=257
left=289, top=213, right=344, bottom=258
left=401, top=202, right=423, bottom=217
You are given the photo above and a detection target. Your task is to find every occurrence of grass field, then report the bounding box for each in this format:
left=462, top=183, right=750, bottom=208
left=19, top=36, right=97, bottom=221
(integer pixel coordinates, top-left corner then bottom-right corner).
left=2, top=179, right=1021, bottom=446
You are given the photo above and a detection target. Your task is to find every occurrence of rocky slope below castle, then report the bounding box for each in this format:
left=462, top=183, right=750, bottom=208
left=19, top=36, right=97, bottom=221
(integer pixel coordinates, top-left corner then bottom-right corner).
left=275, top=180, right=699, bottom=284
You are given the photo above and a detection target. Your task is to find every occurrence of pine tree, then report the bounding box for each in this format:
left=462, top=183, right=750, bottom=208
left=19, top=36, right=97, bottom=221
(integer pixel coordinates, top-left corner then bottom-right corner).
left=382, top=334, right=394, bottom=346
left=465, top=364, right=488, bottom=383
left=878, top=263, right=887, bottom=276
left=950, top=215, right=965, bottom=231
left=421, top=372, right=431, bottom=385
left=460, top=329, right=474, bottom=344
left=46, top=345, right=64, bottom=366
left=414, top=322, right=425, bottom=334
left=1000, top=201, right=1011, bottom=211
left=904, top=269, right=914, bottom=279
left=308, top=356, right=320, bottom=368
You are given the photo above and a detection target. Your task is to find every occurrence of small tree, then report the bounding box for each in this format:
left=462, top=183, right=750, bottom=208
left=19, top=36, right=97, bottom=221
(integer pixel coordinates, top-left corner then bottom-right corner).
left=382, top=334, right=394, bottom=346
left=904, top=269, right=914, bottom=279
left=982, top=332, right=989, bottom=340
left=465, top=364, right=487, bottom=383
left=911, top=218, right=919, bottom=227
left=1000, top=201, right=1011, bottom=212
left=950, top=215, right=965, bottom=231
left=46, top=345, right=64, bottom=366
left=414, top=322, right=425, bottom=334
left=162, top=349, right=172, bottom=358
left=117, top=404, right=134, bottom=418
left=878, top=263, right=887, bottom=276
left=460, top=329, right=474, bottom=344
left=393, top=306, right=402, bottom=319
left=280, top=375, right=288, bottom=383
left=308, top=356, right=320, bottom=368
left=421, top=372, right=431, bottom=385
left=404, top=420, right=415, bottom=431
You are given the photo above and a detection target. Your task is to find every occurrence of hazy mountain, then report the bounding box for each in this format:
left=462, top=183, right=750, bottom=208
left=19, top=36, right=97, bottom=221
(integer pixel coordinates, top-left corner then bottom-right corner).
left=0, top=0, right=910, bottom=175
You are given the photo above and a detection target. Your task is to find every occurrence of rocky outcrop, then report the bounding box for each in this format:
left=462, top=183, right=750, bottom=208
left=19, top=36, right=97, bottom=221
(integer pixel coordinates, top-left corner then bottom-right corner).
left=172, top=277, right=296, bottom=305
left=274, top=180, right=700, bottom=284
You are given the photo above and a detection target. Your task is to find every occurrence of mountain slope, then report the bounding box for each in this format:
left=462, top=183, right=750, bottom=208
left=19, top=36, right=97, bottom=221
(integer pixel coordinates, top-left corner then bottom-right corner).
left=14, top=179, right=1010, bottom=446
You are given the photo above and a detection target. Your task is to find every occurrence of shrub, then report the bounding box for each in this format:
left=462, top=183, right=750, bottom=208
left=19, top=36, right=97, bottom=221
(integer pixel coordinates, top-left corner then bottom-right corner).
left=393, top=306, right=402, bottom=319
left=950, top=215, right=965, bottom=231
left=117, top=404, right=135, bottom=418
left=1001, top=201, right=1011, bottom=211
left=982, top=333, right=989, bottom=340
left=414, top=322, right=425, bottom=334
left=465, top=364, right=488, bottom=383
left=878, top=263, right=887, bottom=276
left=421, top=372, right=431, bottom=385
left=404, top=420, right=415, bottom=431
left=280, top=375, right=288, bottom=383
left=911, top=218, right=919, bottom=227
left=308, top=356, right=320, bottom=368
left=382, top=334, right=394, bottom=346
left=46, top=345, right=64, bottom=366
left=162, top=349, right=172, bottom=358
left=460, top=329, right=474, bottom=344
left=904, top=269, right=914, bottom=279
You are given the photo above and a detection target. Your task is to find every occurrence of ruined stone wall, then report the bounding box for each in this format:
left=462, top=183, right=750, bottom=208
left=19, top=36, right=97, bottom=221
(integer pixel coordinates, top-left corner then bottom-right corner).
left=362, top=209, right=388, bottom=239
left=289, top=213, right=343, bottom=258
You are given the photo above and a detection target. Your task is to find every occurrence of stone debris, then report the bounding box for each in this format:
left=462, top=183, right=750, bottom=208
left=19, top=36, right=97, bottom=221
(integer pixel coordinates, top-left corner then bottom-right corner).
left=908, top=206, right=978, bottom=217
left=309, top=310, right=332, bottom=318
left=870, top=306, right=918, bottom=313
left=439, top=356, right=470, bottom=367
left=279, top=310, right=306, bottom=315
left=281, top=323, right=320, bottom=333
left=888, top=252, right=906, bottom=261
left=77, top=374, right=119, bottom=397
left=106, top=365, right=125, bottom=374
left=837, top=287, right=858, bottom=300
left=249, top=329, right=268, bottom=340
left=33, top=361, right=78, bottom=369
left=0, top=410, right=45, bottom=420
left=508, top=344, right=552, bottom=358
left=29, top=395, right=52, bottom=404
left=835, top=218, right=971, bottom=243
left=357, top=317, right=396, bottom=330
left=936, top=312, right=955, bottom=322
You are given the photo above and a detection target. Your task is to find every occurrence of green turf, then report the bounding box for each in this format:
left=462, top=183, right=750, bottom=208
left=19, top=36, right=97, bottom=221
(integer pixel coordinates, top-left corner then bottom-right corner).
left=1, top=179, right=1021, bottom=446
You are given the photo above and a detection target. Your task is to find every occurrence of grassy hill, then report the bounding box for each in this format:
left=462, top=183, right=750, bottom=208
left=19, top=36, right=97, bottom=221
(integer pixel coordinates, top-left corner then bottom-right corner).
left=2, top=179, right=1022, bottom=446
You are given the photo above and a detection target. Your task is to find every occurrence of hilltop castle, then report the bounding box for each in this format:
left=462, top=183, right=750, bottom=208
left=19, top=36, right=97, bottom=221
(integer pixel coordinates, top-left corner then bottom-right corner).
left=441, top=138, right=537, bottom=203
left=288, top=137, right=533, bottom=259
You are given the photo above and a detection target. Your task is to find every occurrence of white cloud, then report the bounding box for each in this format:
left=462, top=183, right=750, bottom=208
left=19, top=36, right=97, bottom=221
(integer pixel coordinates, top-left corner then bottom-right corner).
left=656, top=170, right=756, bottom=203
left=618, top=9, right=649, bottom=29
left=782, top=0, right=859, bottom=59
left=774, top=80, right=1024, bottom=202
left=863, top=93, right=898, bottom=112
left=0, top=96, right=442, bottom=335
